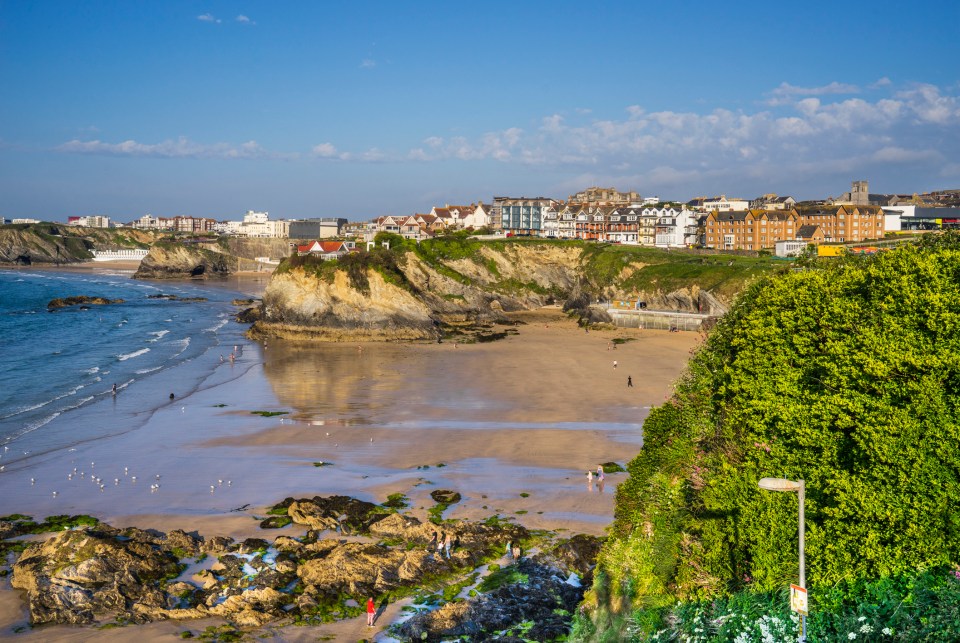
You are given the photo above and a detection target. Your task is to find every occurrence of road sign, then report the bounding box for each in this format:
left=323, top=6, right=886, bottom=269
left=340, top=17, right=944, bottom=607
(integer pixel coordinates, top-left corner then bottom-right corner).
left=790, top=584, right=808, bottom=615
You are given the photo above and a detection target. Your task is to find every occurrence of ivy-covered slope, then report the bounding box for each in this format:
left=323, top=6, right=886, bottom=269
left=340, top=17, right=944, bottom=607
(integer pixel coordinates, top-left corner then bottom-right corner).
left=580, top=234, right=960, bottom=639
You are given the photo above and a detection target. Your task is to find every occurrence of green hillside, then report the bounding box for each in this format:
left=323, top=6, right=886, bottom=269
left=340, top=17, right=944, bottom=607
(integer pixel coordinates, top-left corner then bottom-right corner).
left=575, top=233, right=960, bottom=641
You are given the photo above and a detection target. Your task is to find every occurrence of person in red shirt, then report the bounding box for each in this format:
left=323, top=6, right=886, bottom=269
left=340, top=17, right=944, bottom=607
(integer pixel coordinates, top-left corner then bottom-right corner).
left=367, top=597, right=376, bottom=626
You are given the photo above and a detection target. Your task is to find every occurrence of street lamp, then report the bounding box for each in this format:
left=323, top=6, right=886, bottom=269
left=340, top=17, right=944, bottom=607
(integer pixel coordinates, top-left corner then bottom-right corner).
left=758, top=477, right=806, bottom=642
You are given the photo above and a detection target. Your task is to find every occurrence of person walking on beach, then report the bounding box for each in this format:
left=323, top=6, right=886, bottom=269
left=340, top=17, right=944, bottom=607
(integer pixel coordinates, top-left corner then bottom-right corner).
left=613, top=360, right=618, bottom=369
left=429, top=531, right=438, bottom=551
left=366, top=597, right=376, bottom=626
left=627, top=375, right=633, bottom=387
left=444, top=532, right=453, bottom=559
left=437, top=531, right=445, bottom=557
left=597, top=465, right=605, bottom=481
left=111, top=383, right=117, bottom=395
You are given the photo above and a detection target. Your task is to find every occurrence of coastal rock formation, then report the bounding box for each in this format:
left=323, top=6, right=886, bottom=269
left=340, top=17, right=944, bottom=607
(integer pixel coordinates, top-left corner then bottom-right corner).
left=253, top=268, right=438, bottom=342
left=11, top=526, right=184, bottom=625
left=250, top=241, right=738, bottom=342
left=134, top=244, right=235, bottom=279
left=0, top=223, right=158, bottom=265
left=5, top=496, right=596, bottom=639
left=395, top=555, right=587, bottom=642
left=47, top=295, right=125, bottom=309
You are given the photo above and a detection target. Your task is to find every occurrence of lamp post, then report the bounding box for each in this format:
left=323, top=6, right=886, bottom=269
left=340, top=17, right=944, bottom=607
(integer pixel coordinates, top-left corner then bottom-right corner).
left=758, top=477, right=806, bottom=642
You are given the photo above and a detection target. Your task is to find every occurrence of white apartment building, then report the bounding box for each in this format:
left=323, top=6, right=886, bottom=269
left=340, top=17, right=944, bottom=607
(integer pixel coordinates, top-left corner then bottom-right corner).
left=68, top=215, right=111, bottom=228
left=702, top=196, right=750, bottom=212
left=654, top=207, right=698, bottom=248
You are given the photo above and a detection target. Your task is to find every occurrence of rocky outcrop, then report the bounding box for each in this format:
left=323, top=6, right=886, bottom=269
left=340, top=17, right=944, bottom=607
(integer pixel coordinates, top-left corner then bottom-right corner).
left=47, top=296, right=125, bottom=310
left=251, top=242, right=738, bottom=342
left=5, top=495, right=599, bottom=639
left=11, top=526, right=185, bottom=625
left=253, top=269, right=439, bottom=342
left=0, top=224, right=158, bottom=265
left=396, top=555, right=588, bottom=642
left=134, top=244, right=237, bottom=279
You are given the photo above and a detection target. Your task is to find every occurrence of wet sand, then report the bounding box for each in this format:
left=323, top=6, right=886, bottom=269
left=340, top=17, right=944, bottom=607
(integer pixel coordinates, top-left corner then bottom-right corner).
left=0, top=306, right=701, bottom=640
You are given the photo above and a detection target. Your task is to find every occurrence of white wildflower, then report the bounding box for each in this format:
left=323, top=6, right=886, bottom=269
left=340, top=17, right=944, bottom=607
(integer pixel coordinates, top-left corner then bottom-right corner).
left=882, top=628, right=893, bottom=636
left=860, top=624, right=874, bottom=634
left=848, top=633, right=857, bottom=640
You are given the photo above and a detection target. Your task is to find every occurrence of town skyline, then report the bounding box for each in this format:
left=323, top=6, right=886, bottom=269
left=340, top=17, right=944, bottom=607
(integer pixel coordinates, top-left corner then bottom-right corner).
left=1, top=1, right=958, bottom=221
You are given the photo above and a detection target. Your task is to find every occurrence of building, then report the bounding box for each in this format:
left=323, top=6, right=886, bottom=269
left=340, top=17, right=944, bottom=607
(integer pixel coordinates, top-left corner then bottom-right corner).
left=701, top=196, right=750, bottom=212
left=883, top=206, right=960, bottom=231
left=654, top=207, right=698, bottom=248
left=796, top=205, right=885, bottom=243
left=567, top=187, right=641, bottom=205
left=131, top=214, right=162, bottom=230
left=495, top=197, right=557, bottom=236
left=68, top=215, right=111, bottom=228
left=296, top=240, right=353, bottom=260
left=171, top=216, right=217, bottom=233
left=703, top=210, right=800, bottom=251
left=288, top=218, right=347, bottom=239
left=459, top=203, right=494, bottom=229
left=774, top=240, right=811, bottom=257
left=750, top=194, right=797, bottom=210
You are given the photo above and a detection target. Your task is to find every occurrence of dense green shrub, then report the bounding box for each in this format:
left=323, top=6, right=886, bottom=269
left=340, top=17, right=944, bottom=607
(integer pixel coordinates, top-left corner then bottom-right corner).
left=585, top=237, right=960, bottom=638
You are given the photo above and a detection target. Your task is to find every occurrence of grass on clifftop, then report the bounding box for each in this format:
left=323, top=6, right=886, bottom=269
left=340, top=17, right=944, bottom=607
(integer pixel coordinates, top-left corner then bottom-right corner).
left=274, top=233, right=783, bottom=302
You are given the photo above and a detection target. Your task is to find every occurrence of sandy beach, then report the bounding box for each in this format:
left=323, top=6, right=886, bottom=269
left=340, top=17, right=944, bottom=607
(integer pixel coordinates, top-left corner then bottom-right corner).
left=0, top=304, right=700, bottom=640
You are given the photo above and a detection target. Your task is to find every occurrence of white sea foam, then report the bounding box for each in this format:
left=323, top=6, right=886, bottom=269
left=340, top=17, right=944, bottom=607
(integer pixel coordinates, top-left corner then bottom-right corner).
left=118, top=348, right=150, bottom=361
left=170, top=337, right=191, bottom=358
left=136, top=366, right=162, bottom=374
left=204, top=319, right=228, bottom=333
left=83, top=366, right=100, bottom=375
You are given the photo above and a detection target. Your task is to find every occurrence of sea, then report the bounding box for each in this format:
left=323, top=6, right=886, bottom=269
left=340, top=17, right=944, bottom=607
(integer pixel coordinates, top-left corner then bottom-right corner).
left=0, top=268, right=257, bottom=473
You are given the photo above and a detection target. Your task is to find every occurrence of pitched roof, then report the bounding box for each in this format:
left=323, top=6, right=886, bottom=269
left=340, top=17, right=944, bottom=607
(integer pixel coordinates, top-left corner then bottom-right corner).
left=796, top=225, right=822, bottom=239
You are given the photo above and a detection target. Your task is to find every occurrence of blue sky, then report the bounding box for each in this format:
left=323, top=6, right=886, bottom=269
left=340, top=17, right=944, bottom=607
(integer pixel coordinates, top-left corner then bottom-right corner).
left=1, top=1, right=959, bottom=222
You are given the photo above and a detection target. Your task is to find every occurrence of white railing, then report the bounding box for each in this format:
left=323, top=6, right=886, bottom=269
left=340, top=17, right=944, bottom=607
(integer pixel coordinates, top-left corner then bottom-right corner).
left=91, top=249, right=149, bottom=261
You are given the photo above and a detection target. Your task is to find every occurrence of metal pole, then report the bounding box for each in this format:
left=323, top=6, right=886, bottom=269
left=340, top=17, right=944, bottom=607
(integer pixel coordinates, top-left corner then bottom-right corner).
left=799, top=479, right=806, bottom=643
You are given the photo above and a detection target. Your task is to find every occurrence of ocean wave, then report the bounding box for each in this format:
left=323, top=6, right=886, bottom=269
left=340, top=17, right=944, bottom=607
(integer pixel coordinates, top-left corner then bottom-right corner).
left=118, top=348, right=150, bottom=361
left=170, top=337, right=191, bottom=357
left=203, top=319, right=228, bottom=333
left=0, top=400, right=49, bottom=421
left=147, top=329, right=170, bottom=343
left=83, top=366, right=100, bottom=375
left=18, top=411, right=62, bottom=436
left=0, top=382, right=87, bottom=420
left=136, top=366, right=162, bottom=374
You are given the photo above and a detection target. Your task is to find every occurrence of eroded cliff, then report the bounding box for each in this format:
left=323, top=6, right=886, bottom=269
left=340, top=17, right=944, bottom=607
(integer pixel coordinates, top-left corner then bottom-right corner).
left=249, top=239, right=758, bottom=342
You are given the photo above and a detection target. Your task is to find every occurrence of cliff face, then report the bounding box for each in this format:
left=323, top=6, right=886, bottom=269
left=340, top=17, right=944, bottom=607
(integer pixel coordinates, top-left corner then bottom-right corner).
left=250, top=242, right=741, bottom=342
left=133, top=244, right=235, bottom=279
left=253, top=269, right=437, bottom=341
left=0, top=224, right=156, bottom=265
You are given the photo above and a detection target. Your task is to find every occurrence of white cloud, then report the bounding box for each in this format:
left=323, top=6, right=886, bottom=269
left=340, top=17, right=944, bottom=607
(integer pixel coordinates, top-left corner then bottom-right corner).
left=57, top=137, right=273, bottom=159
left=360, top=59, right=376, bottom=69
left=235, top=15, right=255, bottom=25
left=768, top=81, right=860, bottom=105
left=871, top=77, right=892, bottom=88
left=311, top=143, right=339, bottom=158
left=395, top=80, right=960, bottom=195
left=896, top=84, right=959, bottom=124
left=197, top=13, right=221, bottom=24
